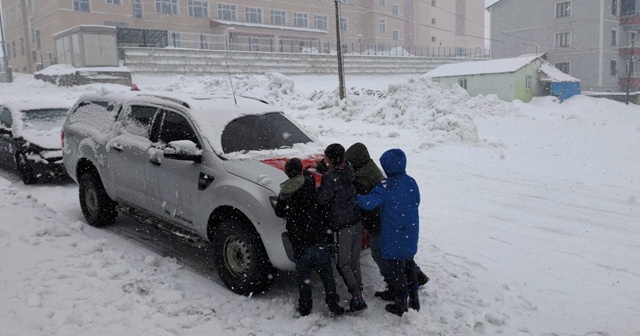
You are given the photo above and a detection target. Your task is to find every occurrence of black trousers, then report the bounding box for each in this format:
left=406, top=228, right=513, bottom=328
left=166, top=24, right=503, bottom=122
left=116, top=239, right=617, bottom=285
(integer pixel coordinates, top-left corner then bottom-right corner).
left=387, top=258, right=418, bottom=300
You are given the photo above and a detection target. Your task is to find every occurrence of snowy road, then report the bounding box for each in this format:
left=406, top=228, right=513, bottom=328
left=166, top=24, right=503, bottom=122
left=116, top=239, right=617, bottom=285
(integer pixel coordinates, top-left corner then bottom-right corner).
left=1, top=73, right=639, bottom=336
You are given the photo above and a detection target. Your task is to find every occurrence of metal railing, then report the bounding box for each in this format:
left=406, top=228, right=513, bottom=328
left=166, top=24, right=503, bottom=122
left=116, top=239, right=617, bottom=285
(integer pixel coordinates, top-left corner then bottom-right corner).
left=168, top=31, right=490, bottom=58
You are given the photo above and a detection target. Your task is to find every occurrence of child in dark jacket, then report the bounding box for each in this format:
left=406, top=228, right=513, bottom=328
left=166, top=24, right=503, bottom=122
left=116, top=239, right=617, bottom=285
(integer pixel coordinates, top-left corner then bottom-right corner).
left=356, top=148, right=421, bottom=316
left=274, top=158, right=345, bottom=317
left=316, top=143, right=368, bottom=315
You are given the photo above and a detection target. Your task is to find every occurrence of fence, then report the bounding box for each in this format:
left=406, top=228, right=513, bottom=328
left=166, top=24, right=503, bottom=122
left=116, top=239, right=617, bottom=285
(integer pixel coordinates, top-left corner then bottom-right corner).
left=168, top=31, right=490, bottom=58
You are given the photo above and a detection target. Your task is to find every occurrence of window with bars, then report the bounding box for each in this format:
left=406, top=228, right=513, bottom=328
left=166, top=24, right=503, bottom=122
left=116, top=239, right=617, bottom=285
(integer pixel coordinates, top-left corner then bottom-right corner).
left=314, top=15, right=328, bottom=30
left=218, top=4, right=237, bottom=21
left=156, top=0, right=178, bottom=15
left=556, top=1, right=570, bottom=18
left=188, top=0, right=208, bottom=18
left=245, top=7, right=262, bottom=23
left=270, top=10, right=286, bottom=26
left=133, top=0, right=143, bottom=18
left=73, top=0, right=90, bottom=12
left=293, top=13, right=308, bottom=28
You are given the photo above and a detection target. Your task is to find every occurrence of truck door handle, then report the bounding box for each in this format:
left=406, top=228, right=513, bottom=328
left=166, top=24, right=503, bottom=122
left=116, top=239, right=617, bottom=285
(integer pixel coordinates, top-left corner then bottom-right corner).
left=111, top=143, right=123, bottom=152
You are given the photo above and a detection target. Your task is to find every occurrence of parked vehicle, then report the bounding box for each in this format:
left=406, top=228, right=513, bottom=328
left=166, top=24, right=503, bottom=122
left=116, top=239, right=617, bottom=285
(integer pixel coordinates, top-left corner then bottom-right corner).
left=62, top=91, right=322, bottom=295
left=0, top=100, right=71, bottom=184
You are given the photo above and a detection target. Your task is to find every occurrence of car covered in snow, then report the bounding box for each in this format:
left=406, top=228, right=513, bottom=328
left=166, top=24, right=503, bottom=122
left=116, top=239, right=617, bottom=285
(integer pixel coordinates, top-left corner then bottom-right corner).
left=62, top=90, right=322, bottom=295
left=0, top=100, right=71, bottom=184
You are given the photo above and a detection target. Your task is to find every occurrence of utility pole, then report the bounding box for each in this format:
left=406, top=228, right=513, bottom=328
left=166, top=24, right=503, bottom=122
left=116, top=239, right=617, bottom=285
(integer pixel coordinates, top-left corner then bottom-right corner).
left=0, top=6, right=11, bottom=82
left=334, top=0, right=346, bottom=100
left=626, top=39, right=634, bottom=105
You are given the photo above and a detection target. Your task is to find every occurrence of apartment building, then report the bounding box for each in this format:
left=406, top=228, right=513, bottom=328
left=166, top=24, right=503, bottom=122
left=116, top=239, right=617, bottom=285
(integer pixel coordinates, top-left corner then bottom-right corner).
left=1, top=0, right=485, bottom=74
left=489, top=0, right=640, bottom=92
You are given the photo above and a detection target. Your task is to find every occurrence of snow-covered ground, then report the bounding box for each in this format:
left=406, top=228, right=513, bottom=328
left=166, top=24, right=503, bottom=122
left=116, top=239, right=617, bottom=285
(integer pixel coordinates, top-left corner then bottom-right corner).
left=1, top=72, right=639, bottom=336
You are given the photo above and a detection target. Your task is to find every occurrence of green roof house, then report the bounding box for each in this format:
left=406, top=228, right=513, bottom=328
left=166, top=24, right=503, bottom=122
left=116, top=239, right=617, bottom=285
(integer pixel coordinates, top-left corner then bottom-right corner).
left=426, top=55, right=580, bottom=102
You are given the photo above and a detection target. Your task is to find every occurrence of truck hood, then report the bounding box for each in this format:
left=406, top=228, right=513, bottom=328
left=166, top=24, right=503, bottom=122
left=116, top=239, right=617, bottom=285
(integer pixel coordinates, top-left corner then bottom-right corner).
left=222, top=156, right=322, bottom=194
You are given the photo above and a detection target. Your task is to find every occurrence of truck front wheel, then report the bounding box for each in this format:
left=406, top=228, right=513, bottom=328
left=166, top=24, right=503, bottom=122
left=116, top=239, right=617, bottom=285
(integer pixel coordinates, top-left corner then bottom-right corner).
left=79, top=172, right=117, bottom=227
left=213, top=219, right=277, bottom=295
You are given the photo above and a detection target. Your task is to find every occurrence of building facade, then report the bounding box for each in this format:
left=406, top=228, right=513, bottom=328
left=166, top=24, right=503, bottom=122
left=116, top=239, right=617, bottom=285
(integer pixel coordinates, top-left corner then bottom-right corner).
left=1, top=0, right=485, bottom=74
left=489, top=0, right=640, bottom=92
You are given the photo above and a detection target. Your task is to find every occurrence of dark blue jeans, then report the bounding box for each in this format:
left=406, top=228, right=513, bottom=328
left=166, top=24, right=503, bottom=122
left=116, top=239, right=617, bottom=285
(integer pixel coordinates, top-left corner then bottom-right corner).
left=387, top=258, right=418, bottom=300
left=295, top=242, right=340, bottom=309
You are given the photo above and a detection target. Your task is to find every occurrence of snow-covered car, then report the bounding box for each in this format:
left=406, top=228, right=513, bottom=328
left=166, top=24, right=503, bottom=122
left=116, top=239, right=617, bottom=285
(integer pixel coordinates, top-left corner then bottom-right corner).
left=62, top=91, right=322, bottom=295
left=0, top=100, right=71, bottom=184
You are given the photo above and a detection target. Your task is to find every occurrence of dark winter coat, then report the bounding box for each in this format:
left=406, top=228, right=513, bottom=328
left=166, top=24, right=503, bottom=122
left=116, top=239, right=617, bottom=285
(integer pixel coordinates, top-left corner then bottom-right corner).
left=357, top=149, right=420, bottom=260
left=316, top=162, right=360, bottom=231
left=274, top=172, right=327, bottom=259
left=345, top=143, right=385, bottom=235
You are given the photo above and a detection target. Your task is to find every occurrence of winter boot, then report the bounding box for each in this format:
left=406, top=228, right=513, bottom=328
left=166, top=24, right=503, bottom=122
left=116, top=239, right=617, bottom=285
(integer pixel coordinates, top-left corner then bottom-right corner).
left=326, top=293, right=345, bottom=317
left=374, top=288, right=395, bottom=302
left=346, top=295, right=368, bottom=315
left=296, top=299, right=312, bottom=317
left=417, top=270, right=430, bottom=287
left=385, top=297, right=408, bottom=317
left=408, top=289, right=420, bottom=311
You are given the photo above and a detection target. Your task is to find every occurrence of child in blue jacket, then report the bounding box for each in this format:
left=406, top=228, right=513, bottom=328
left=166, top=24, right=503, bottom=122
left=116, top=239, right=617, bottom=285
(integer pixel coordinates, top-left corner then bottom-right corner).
left=356, top=148, right=421, bottom=316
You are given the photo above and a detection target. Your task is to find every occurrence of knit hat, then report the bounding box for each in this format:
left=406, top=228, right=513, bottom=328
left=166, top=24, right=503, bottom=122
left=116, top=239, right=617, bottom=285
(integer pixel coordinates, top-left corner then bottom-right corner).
left=324, top=143, right=345, bottom=165
left=284, top=158, right=303, bottom=178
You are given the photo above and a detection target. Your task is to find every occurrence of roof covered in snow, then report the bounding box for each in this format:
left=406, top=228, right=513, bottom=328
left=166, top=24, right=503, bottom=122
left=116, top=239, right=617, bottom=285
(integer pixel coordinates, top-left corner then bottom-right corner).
left=539, top=62, right=581, bottom=83
left=426, top=55, right=540, bottom=78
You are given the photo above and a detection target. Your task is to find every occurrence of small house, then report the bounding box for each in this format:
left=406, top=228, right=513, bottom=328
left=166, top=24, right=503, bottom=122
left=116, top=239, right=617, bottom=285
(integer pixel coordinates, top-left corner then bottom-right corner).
left=426, top=55, right=581, bottom=102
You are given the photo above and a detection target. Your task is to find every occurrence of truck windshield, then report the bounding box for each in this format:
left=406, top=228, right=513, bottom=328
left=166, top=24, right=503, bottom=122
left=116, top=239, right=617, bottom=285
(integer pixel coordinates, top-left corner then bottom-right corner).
left=21, top=108, right=69, bottom=131
left=221, top=112, right=312, bottom=154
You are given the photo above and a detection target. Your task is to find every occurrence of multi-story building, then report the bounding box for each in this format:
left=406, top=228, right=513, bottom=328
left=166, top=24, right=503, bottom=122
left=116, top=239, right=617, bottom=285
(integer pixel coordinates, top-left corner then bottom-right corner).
left=1, top=0, right=485, bottom=74
left=489, top=0, right=640, bottom=92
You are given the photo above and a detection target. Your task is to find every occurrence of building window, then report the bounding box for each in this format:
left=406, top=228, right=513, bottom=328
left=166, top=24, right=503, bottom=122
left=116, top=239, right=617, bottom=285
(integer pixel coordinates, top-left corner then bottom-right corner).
left=11, top=41, right=16, bottom=58
left=314, top=15, right=328, bottom=30
left=431, top=36, right=436, bottom=43
left=432, top=0, right=436, bottom=6
left=187, top=1, right=208, bottom=18
left=293, top=13, right=308, bottom=28
left=270, top=10, right=286, bottom=26
left=431, top=18, right=436, bottom=25
left=340, top=18, right=348, bottom=32
left=379, top=19, right=386, bottom=32
left=611, top=29, right=618, bottom=46
left=628, top=31, right=636, bottom=45
left=245, top=7, right=262, bottom=23
left=35, top=30, right=41, bottom=49
left=6, top=43, right=11, bottom=60
left=392, top=30, right=399, bottom=40
left=31, top=50, right=37, bottom=63
left=555, top=62, right=570, bottom=74
left=379, top=0, right=386, bottom=6
left=556, top=1, right=570, bottom=18
left=525, top=75, right=532, bottom=90
left=107, top=0, right=122, bottom=4
left=133, top=0, right=143, bottom=18
left=20, top=37, right=25, bottom=56
left=73, top=0, right=90, bottom=12
left=29, top=17, right=34, bottom=43
left=218, top=4, right=236, bottom=21
left=156, top=0, right=178, bottom=15
left=610, top=59, right=618, bottom=75
left=555, top=32, right=570, bottom=47
left=612, top=0, right=618, bottom=15
left=392, top=4, right=399, bottom=14
left=458, top=78, right=467, bottom=89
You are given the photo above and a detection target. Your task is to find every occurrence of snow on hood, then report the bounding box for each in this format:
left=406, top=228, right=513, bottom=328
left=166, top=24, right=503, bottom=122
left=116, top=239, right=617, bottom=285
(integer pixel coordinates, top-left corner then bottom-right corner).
left=2, top=99, right=71, bottom=150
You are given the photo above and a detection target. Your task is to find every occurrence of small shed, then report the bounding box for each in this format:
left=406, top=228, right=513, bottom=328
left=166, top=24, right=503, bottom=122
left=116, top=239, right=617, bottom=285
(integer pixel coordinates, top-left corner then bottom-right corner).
left=426, top=56, right=580, bottom=102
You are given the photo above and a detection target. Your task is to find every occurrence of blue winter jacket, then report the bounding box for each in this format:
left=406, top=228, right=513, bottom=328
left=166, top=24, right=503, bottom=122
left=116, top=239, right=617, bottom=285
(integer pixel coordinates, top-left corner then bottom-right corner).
left=356, top=149, right=420, bottom=260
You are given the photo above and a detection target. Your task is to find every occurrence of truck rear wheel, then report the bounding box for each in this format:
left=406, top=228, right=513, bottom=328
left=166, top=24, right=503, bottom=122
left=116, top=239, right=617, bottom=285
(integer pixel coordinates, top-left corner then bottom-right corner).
left=79, top=172, right=117, bottom=227
left=213, top=219, right=277, bottom=295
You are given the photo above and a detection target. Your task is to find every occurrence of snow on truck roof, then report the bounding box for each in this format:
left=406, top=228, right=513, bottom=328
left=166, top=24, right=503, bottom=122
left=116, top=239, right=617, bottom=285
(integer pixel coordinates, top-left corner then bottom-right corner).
left=73, top=91, right=283, bottom=154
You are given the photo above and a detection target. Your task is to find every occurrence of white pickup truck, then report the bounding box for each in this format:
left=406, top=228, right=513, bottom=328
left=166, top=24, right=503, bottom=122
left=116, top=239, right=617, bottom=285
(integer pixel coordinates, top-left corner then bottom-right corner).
left=62, top=90, right=321, bottom=295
